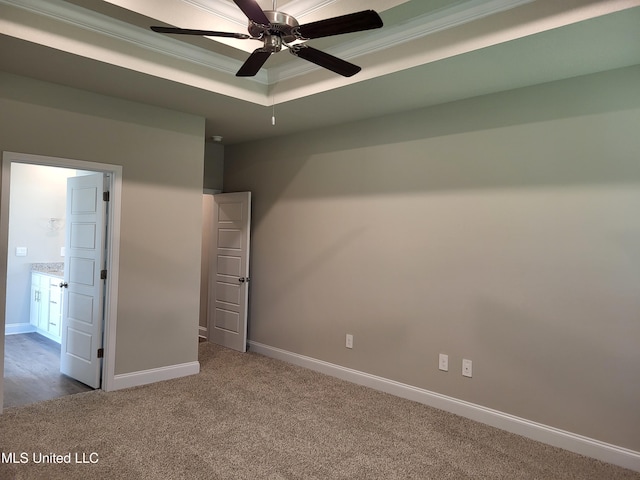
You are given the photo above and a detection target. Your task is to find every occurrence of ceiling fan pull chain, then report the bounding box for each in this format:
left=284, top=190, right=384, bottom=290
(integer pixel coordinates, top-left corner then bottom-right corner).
left=272, top=95, right=276, bottom=126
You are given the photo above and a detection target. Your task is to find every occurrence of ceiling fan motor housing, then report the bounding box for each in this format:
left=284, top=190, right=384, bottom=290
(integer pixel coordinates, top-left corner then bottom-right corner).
left=248, top=10, right=299, bottom=43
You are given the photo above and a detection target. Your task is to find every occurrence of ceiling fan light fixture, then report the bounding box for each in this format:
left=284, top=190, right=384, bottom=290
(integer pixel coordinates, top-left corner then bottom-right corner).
left=262, top=34, right=283, bottom=53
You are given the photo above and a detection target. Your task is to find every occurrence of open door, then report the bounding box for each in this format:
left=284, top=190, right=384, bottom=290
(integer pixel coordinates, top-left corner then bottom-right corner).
left=60, top=173, right=107, bottom=388
left=209, top=192, right=251, bottom=352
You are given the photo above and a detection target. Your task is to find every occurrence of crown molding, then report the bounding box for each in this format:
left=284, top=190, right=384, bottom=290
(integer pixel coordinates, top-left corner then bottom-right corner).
left=0, top=0, right=269, bottom=83
left=181, top=0, right=247, bottom=27
left=187, top=0, right=340, bottom=23
left=151, top=0, right=538, bottom=84
left=269, top=0, right=535, bottom=83
left=0, top=0, right=554, bottom=89
left=281, top=0, right=340, bottom=18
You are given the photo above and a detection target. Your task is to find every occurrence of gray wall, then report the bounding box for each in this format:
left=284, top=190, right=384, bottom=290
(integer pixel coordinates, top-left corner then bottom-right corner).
left=224, top=65, right=640, bottom=451
left=0, top=72, right=205, bottom=375
left=204, top=142, right=224, bottom=192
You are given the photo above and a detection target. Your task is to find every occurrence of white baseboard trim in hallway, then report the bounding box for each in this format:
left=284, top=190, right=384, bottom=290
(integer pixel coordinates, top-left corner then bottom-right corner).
left=112, top=361, right=200, bottom=391
left=248, top=341, right=640, bottom=473
left=199, top=326, right=207, bottom=339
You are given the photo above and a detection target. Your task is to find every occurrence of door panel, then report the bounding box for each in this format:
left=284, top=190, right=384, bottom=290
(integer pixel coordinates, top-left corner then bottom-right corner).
left=68, top=292, right=94, bottom=324
left=70, top=223, right=97, bottom=249
left=69, top=257, right=96, bottom=285
left=214, top=308, right=239, bottom=332
left=216, top=283, right=241, bottom=305
left=66, top=328, right=92, bottom=361
left=218, top=229, right=242, bottom=249
left=209, top=192, right=251, bottom=352
left=217, top=256, right=241, bottom=276
left=60, top=173, right=106, bottom=388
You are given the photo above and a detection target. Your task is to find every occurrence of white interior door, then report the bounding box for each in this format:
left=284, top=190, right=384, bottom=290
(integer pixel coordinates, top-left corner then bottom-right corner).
left=209, top=192, right=251, bottom=352
left=60, top=173, right=106, bottom=388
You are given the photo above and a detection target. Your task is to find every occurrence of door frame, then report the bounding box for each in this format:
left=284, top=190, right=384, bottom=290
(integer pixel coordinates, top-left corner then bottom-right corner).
left=0, top=151, right=122, bottom=411
left=199, top=190, right=221, bottom=341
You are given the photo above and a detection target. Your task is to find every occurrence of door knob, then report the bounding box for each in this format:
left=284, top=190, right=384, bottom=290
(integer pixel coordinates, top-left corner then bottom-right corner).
left=238, top=277, right=250, bottom=283
left=59, top=282, right=68, bottom=288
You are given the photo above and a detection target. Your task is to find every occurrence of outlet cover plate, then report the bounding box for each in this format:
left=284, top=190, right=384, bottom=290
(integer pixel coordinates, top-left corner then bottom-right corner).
left=439, top=353, right=448, bottom=371
left=462, top=359, right=472, bottom=378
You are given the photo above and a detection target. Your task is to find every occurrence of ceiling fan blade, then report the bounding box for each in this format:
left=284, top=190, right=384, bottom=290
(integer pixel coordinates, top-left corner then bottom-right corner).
left=236, top=49, right=271, bottom=77
left=151, top=26, right=250, bottom=39
left=233, top=0, right=271, bottom=26
left=295, top=10, right=383, bottom=40
left=291, top=46, right=361, bottom=77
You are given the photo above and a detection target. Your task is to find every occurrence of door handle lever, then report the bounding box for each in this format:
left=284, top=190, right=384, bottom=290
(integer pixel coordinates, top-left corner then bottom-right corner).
left=59, top=282, right=68, bottom=288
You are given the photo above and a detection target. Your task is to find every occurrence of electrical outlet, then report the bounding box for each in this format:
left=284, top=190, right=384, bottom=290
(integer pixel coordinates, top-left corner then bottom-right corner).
left=439, top=353, right=448, bottom=371
left=345, top=334, right=353, bottom=349
left=462, top=359, right=472, bottom=378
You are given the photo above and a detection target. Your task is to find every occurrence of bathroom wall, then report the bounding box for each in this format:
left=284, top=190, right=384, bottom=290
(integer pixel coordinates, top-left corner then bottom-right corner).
left=5, top=163, right=76, bottom=326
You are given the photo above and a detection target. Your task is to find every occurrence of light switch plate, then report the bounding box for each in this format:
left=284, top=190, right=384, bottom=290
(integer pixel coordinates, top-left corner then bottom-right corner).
left=16, top=247, right=27, bottom=257
left=345, top=334, right=353, bottom=349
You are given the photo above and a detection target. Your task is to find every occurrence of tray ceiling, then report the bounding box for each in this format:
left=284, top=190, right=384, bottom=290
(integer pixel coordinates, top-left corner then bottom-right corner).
left=1, top=0, right=639, bottom=144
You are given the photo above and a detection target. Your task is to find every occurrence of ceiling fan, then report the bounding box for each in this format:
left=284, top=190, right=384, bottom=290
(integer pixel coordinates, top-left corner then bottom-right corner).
left=150, top=0, right=383, bottom=77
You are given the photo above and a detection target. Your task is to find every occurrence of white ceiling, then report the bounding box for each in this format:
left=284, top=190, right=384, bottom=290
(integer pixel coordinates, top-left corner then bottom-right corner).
left=1, top=0, right=639, bottom=144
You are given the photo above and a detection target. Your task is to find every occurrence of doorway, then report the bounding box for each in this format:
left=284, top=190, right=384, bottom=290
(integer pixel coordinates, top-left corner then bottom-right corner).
left=0, top=152, right=122, bottom=412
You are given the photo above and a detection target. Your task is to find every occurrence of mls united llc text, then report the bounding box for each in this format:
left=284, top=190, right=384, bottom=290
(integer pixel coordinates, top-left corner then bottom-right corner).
left=2, top=452, right=99, bottom=464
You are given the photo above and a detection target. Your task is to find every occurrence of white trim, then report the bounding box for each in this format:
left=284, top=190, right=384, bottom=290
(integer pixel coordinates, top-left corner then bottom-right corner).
left=0, top=151, right=122, bottom=397
left=248, top=341, right=640, bottom=473
left=183, top=0, right=247, bottom=27
left=100, top=168, right=122, bottom=392
left=4, top=323, right=36, bottom=335
left=268, top=0, right=535, bottom=83
left=0, top=0, right=260, bottom=81
left=199, top=325, right=208, bottom=339
left=111, top=361, right=200, bottom=391
left=0, top=0, right=533, bottom=88
left=190, top=0, right=341, bottom=22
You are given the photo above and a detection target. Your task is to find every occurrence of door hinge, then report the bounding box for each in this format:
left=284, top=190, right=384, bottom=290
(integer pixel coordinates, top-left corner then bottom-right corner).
left=100, top=269, right=107, bottom=280
left=97, top=348, right=104, bottom=358
left=103, top=191, right=110, bottom=202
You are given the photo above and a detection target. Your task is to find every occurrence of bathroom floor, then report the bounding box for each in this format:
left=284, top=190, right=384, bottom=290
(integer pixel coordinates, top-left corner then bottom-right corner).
left=3, top=332, right=93, bottom=409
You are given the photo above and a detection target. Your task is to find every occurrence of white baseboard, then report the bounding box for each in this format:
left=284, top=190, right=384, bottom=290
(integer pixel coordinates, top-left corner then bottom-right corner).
left=248, top=341, right=640, bottom=473
left=5, top=323, right=36, bottom=335
left=111, top=361, right=200, bottom=391
left=199, top=326, right=207, bottom=340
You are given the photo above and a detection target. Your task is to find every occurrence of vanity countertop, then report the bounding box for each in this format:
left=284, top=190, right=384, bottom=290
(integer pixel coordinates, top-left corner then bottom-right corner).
left=31, top=262, right=64, bottom=277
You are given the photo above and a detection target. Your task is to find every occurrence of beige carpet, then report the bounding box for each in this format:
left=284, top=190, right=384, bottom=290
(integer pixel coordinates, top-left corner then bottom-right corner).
left=0, top=342, right=638, bottom=480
